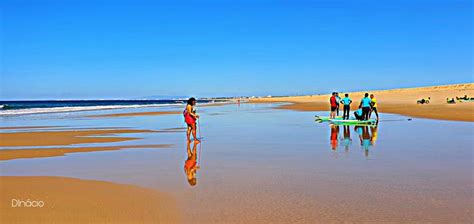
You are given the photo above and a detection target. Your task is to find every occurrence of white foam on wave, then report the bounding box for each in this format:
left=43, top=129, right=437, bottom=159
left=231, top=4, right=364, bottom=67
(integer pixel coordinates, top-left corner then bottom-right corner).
left=0, top=103, right=182, bottom=116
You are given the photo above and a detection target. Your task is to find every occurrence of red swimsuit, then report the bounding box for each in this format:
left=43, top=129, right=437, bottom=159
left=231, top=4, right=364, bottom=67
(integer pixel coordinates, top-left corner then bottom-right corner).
left=183, top=110, right=196, bottom=125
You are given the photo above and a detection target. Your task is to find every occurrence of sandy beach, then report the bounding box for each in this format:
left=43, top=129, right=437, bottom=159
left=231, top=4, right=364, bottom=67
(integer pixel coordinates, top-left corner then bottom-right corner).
left=0, top=101, right=472, bottom=223
left=3, top=0, right=472, bottom=222
left=251, top=83, right=474, bottom=121
left=0, top=176, right=178, bottom=223
left=87, top=110, right=182, bottom=118
left=0, top=128, right=159, bottom=147
left=0, top=144, right=171, bottom=161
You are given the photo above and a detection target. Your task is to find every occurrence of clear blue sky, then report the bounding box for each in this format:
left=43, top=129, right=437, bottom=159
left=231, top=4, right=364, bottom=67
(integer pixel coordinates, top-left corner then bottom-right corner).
left=1, top=0, right=472, bottom=99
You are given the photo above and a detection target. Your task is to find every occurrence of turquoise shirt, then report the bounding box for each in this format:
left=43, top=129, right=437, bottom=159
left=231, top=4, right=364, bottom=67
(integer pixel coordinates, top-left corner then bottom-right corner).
left=341, top=97, right=352, bottom=105
left=361, top=97, right=371, bottom=107
left=355, top=109, right=363, bottom=116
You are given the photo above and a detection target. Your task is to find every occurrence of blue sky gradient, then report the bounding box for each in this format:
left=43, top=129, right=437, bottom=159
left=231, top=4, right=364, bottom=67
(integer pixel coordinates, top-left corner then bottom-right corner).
left=1, top=0, right=472, bottom=99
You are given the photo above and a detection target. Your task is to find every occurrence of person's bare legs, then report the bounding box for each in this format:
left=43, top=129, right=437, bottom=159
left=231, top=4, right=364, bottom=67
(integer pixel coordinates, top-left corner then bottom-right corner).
left=186, top=125, right=192, bottom=142
left=191, top=123, right=200, bottom=143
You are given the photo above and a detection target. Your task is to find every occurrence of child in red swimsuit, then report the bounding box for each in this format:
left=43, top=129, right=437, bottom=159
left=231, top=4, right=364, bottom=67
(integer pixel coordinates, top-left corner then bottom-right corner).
left=184, top=140, right=199, bottom=186
left=184, top=97, right=200, bottom=143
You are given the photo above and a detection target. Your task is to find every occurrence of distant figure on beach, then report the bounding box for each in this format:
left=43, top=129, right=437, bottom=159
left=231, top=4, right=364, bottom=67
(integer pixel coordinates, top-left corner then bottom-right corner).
left=184, top=140, right=200, bottom=186
left=354, top=107, right=363, bottom=120
left=360, top=93, right=372, bottom=120
left=329, top=92, right=338, bottom=119
left=341, top=93, right=352, bottom=120
left=184, top=97, right=200, bottom=143
left=417, top=97, right=430, bottom=104
left=335, top=92, right=341, bottom=116
left=369, top=94, right=379, bottom=121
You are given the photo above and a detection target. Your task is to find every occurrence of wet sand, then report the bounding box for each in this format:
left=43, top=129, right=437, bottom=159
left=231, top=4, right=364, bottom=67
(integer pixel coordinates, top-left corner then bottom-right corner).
left=86, top=110, right=181, bottom=118
left=0, top=144, right=171, bottom=161
left=85, top=102, right=230, bottom=118
left=251, top=83, right=474, bottom=122
left=0, top=126, right=63, bottom=130
left=0, top=176, right=178, bottom=223
left=0, top=128, right=158, bottom=147
left=0, top=102, right=472, bottom=223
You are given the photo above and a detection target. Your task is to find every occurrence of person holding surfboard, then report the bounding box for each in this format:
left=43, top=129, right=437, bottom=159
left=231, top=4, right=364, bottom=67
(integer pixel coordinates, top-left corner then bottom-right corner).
left=329, top=92, right=338, bottom=119
left=184, top=97, right=200, bottom=143
left=360, top=93, right=372, bottom=120
left=340, top=93, right=352, bottom=120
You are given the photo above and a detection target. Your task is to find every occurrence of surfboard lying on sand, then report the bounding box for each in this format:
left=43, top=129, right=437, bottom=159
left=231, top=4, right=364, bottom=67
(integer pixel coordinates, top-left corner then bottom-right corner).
left=330, top=119, right=377, bottom=125
left=315, top=115, right=342, bottom=122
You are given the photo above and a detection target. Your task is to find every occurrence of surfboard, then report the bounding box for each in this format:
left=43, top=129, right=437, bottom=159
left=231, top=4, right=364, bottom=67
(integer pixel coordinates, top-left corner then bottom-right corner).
left=330, top=119, right=377, bottom=125
left=315, top=115, right=342, bottom=122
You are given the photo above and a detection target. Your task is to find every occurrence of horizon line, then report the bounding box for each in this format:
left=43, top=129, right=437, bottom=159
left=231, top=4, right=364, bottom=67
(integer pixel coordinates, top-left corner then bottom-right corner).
left=1, top=82, right=472, bottom=101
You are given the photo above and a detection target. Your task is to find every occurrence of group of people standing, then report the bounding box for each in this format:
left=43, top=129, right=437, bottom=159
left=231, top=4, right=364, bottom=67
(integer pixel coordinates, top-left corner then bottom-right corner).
left=329, top=92, right=379, bottom=121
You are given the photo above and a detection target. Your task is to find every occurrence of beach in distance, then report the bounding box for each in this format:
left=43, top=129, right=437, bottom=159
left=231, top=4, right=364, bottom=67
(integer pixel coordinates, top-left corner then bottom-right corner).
left=251, top=83, right=474, bottom=122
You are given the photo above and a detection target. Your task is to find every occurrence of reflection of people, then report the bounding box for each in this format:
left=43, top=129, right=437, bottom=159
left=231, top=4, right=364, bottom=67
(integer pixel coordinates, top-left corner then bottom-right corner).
left=355, top=126, right=371, bottom=157
left=184, top=97, right=200, bottom=143
left=370, top=126, right=378, bottom=146
left=330, top=124, right=339, bottom=150
left=341, top=126, right=352, bottom=152
left=184, top=140, right=200, bottom=186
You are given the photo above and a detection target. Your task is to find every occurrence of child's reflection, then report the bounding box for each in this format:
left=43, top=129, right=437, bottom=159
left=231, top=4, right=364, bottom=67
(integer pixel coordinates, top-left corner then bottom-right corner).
left=184, top=140, right=200, bottom=186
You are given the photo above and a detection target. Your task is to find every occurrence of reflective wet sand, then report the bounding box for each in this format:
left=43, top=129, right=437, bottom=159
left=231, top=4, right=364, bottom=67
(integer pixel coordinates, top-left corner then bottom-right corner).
left=1, top=176, right=179, bottom=223
left=1, top=103, right=472, bottom=223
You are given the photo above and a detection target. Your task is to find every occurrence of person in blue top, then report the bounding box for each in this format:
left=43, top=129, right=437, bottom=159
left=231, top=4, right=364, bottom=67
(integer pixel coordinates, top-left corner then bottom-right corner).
left=354, top=106, right=363, bottom=120
left=359, top=93, right=372, bottom=120
left=340, top=93, right=352, bottom=120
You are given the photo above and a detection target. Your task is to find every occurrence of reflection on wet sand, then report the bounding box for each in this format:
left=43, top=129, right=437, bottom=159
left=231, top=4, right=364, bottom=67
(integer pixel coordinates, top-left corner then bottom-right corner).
left=329, top=124, right=378, bottom=156
left=330, top=125, right=339, bottom=150
left=184, top=141, right=201, bottom=187
left=342, top=126, right=352, bottom=152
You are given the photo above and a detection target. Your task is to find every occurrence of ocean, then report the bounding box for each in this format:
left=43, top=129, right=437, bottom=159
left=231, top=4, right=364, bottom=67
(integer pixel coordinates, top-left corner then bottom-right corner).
left=0, top=100, right=217, bottom=115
